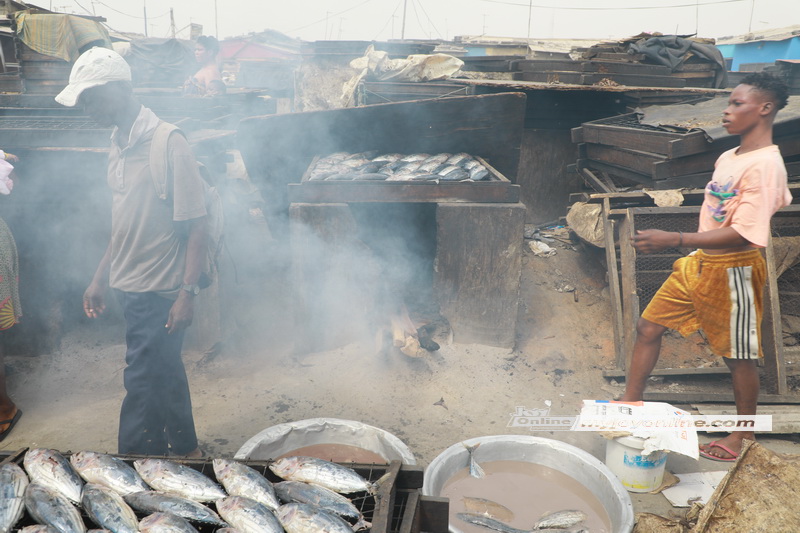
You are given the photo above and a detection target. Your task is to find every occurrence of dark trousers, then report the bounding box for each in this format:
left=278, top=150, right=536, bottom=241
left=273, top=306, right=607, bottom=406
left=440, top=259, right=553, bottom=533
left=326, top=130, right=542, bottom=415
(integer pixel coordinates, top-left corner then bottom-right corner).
left=115, top=290, right=198, bottom=455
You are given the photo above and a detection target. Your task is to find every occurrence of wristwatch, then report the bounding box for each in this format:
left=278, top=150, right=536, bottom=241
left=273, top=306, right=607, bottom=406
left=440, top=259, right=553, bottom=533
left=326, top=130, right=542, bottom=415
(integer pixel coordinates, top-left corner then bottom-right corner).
left=181, top=283, right=201, bottom=296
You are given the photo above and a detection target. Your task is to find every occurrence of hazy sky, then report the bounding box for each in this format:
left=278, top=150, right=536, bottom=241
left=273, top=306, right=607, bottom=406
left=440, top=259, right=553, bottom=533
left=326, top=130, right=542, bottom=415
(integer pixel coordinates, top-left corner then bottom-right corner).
left=56, top=0, right=796, bottom=43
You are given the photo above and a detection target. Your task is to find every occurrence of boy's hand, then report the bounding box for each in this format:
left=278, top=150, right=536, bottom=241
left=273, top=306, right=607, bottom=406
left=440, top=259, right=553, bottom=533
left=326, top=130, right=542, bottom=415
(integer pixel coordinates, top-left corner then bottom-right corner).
left=632, top=229, right=679, bottom=254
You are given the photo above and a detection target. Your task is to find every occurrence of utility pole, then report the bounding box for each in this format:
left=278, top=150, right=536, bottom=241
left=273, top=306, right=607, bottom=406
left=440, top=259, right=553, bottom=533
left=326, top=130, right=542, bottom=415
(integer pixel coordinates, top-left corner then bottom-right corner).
left=482, top=14, right=487, bottom=36
left=527, top=0, right=532, bottom=41
left=169, top=8, right=176, bottom=38
left=401, top=0, right=407, bottom=40
left=143, top=0, right=148, bottom=37
left=747, top=0, right=755, bottom=32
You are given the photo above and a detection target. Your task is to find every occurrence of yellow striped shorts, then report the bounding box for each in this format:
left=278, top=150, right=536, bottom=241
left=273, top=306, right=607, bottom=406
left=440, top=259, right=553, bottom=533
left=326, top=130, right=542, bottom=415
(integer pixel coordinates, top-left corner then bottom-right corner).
left=641, top=248, right=766, bottom=359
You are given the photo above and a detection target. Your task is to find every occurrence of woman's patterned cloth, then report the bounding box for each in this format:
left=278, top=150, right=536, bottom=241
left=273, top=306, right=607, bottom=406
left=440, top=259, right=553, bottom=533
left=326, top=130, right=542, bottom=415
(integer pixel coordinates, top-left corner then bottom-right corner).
left=0, top=217, right=20, bottom=330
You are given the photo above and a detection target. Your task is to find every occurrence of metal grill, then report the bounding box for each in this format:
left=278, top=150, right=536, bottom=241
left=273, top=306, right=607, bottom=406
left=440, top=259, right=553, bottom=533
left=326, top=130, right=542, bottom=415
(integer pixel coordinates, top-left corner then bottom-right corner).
left=629, top=212, right=696, bottom=309
left=771, top=217, right=800, bottom=353
left=0, top=118, right=105, bottom=130
left=6, top=449, right=402, bottom=533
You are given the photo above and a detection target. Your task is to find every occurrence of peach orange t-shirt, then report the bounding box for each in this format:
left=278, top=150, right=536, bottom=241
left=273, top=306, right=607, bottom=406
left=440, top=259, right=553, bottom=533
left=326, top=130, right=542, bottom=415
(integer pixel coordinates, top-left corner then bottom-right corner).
left=698, top=145, right=791, bottom=248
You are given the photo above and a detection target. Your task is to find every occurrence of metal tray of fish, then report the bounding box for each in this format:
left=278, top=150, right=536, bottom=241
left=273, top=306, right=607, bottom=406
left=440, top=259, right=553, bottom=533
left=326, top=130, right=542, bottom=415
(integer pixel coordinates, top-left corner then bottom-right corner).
left=289, top=152, right=520, bottom=204
left=1, top=447, right=430, bottom=533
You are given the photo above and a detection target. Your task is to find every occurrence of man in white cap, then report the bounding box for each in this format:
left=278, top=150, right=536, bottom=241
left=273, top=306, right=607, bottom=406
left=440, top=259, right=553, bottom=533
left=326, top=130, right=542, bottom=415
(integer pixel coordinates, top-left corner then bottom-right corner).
left=56, top=47, right=205, bottom=457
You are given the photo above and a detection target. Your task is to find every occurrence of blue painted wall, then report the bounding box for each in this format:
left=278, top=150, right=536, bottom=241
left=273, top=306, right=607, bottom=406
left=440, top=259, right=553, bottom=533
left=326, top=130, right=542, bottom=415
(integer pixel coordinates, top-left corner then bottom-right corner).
left=719, top=37, right=800, bottom=70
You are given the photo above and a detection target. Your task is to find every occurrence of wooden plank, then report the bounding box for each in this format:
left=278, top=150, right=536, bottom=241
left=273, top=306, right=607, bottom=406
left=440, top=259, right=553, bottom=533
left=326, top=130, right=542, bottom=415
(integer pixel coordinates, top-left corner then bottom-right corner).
left=398, top=490, right=420, bottom=533
left=434, top=203, right=525, bottom=349
left=620, top=210, right=638, bottom=372
left=644, top=392, right=800, bottom=404
left=603, top=198, right=627, bottom=369
left=579, top=167, right=614, bottom=194
left=370, top=460, right=401, bottom=533
left=418, top=495, right=449, bottom=533
left=287, top=181, right=521, bottom=204
left=604, top=367, right=731, bottom=378
left=763, top=236, right=788, bottom=395
left=585, top=143, right=667, bottom=176
left=517, top=60, right=671, bottom=76
left=577, top=158, right=653, bottom=187
left=514, top=71, right=687, bottom=88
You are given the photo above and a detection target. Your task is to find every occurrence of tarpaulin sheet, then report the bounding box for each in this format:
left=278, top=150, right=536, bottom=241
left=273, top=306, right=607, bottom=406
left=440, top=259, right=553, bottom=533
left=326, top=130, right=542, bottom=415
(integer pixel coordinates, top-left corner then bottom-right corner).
left=640, top=95, right=800, bottom=142
left=14, top=12, right=111, bottom=63
left=628, top=35, right=728, bottom=88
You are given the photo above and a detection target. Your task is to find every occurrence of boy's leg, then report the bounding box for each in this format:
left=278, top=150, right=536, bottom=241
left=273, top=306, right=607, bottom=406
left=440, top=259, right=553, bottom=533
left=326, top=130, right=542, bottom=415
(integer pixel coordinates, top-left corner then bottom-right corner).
left=700, top=358, right=758, bottom=459
left=620, top=317, right=668, bottom=402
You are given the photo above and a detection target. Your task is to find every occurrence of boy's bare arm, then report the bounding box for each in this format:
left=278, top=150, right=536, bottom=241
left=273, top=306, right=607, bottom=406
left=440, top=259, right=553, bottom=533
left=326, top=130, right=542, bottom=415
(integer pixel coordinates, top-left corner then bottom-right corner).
left=633, top=227, right=749, bottom=254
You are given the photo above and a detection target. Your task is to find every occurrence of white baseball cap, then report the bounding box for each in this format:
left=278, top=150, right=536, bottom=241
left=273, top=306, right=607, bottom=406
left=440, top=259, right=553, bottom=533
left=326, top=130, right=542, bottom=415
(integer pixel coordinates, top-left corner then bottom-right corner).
left=55, top=47, right=132, bottom=107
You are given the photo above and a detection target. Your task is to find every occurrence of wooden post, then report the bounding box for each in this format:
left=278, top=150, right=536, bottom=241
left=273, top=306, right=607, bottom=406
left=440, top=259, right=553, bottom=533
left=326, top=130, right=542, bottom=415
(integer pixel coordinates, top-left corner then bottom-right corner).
left=619, top=209, right=639, bottom=373
left=762, top=236, right=787, bottom=395
left=602, top=198, right=626, bottom=370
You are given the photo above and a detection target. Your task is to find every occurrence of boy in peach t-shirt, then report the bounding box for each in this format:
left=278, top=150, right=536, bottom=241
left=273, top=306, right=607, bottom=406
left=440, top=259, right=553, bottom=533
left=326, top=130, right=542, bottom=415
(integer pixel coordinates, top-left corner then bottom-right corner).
left=620, top=72, right=791, bottom=461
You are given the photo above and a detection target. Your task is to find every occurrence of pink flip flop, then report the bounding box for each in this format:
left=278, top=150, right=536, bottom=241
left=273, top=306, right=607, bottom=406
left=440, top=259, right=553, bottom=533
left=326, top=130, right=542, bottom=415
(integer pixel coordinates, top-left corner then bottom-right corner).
left=699, top=440, right=739, bottom=462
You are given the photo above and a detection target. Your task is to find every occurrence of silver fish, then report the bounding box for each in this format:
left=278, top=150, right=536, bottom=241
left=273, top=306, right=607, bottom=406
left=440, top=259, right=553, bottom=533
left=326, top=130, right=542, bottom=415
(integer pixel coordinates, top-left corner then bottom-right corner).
left=371, top=153, right=403, bottom=163
left=70, top=451, right=149, bottom=497
left=268, top=457, right=374, bottom=494
left=462, top=496, right=514, bottom=522
left=456, top=513, right=528, bottom=533
left=81, top=484, right=139, bottom=533
left=463, top=443, right=485, bottom=479
left=215, top=529, right=244, bottom=533
left=212, top=459, right=279, bottom=512
left=24, top=482, right=86, bottom=533
left=469, top=164, right=489, bottom=181
left=277, top=502, right=353, bottom=533
left=133, top=459, right=226, bottom=502
left=138, top=512, right=199, bottom=533
left=394, top=161, right=423, bottom=175
left=19, top=526, right=59, bottom=533
left=440, top=168, right=470, bottom=181
left=399, top=153, right=430, bottom=163
left=124, top=491, right=226, bottom=527
left=0, top=463, right=29, bottom=533
left=445, top=152, right=471, bottom=166
left=274, top=480, right=369, bottom=529
left=533, top=509, right=587, bottom=529
left=24, top=449, right=84, bottom=504
left=216, top=496, right=283, bottom=533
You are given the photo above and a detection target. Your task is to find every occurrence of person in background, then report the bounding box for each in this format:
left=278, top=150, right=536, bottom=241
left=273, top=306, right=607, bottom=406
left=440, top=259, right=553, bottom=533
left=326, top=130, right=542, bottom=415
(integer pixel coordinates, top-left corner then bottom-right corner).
left=56, top=47, right=207, bottom=457
left=619, top=72, right=791, bottom=462
left=0, top=149, right=23, bottom=441
left=183, top=35, right=225, bottom=97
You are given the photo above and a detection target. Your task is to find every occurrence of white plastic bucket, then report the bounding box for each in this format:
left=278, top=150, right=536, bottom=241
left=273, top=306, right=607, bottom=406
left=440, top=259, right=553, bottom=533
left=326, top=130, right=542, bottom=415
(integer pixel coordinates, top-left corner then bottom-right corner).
left=605, top=435, right=667, bottom=493
left=234, top=417, right=416, bottom=465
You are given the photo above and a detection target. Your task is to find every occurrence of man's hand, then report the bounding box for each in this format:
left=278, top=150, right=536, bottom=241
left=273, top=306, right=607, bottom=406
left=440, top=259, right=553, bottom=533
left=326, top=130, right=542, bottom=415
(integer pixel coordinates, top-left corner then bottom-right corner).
left=166, top=292, right=195, bottom=334
left=83, top=282, right=107, bottom=318
left=632, top=229, right=680, bottom=254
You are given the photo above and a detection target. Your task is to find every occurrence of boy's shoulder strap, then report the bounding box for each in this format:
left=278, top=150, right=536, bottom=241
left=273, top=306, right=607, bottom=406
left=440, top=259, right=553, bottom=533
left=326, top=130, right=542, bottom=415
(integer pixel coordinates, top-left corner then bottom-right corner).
left=149, top=121, right=186, bottom=200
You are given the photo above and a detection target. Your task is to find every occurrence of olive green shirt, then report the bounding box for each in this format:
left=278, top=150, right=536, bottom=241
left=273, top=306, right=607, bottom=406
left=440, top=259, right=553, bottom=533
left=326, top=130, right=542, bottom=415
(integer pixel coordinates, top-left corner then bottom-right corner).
left=107, top=106, right=207, bottom=293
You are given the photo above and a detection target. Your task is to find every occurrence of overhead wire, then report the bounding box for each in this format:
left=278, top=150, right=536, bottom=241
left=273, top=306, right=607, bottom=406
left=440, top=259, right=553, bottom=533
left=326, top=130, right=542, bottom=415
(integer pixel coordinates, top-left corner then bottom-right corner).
left=288, top=0, right=375, bottom=33
left=480, top=0, right=745, bottom=9
left=414, top=0, right=443, bottom=39
left=372, top=0, right=404, bottom=41
left=96, top=0, right=169, bottom=20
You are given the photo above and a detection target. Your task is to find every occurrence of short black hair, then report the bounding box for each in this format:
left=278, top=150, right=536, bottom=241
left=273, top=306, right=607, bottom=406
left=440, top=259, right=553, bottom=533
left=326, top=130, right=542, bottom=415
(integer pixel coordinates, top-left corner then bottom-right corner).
left=740, top=71, right=789, bottom=110
left=196, top=35, right=220, bottom=55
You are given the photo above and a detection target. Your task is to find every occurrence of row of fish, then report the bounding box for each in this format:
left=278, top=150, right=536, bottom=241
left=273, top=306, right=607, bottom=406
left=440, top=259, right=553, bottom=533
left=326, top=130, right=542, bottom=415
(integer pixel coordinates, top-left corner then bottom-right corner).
left=307, top=151, right=492, bottom=182
left=0, top=449, right=382, bottom=533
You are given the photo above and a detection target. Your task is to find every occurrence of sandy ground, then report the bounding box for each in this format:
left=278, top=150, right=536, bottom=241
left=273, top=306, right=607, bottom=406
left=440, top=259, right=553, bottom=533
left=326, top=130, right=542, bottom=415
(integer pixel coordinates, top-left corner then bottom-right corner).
left=3, top=231, right=800, bottom=523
